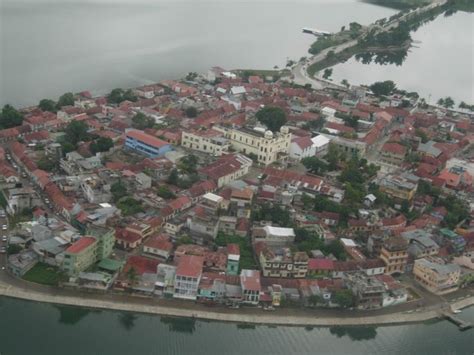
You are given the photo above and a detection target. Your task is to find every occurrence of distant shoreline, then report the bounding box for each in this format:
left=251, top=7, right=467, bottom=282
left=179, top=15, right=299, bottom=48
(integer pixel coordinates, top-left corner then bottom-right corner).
left=1, top=278, right=473, bottom=327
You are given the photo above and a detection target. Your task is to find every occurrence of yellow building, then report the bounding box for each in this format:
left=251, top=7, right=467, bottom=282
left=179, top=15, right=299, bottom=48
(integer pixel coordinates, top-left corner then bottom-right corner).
left=379, top=173, right=418, bottom=202
left=413, top=257, right=460, bottom=295
left=380, top=237, right=408, bottom=275
left=215, top=126, right=291, bottom=165
left=181, top=129, right=230, bottom=156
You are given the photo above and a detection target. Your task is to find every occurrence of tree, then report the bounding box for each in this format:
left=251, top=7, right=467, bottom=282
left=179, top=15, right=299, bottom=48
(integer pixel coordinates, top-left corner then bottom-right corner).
left=326, top=50, right=336, bottom=59
left=167, top=168, right=179, bottom=186
left=157, top=185, right=176, bottom=200
left=437, top=98, right=445, bottom=107
left=64, top=120, right=89, bottom=145
left=441, top=96, right=455, bottom=109
left=308, top=294, right=323, bottom=306
left=325, top=240, right=346, bottom=260
left=111, top=180, right=127, bottom=203
left=341, top=79, right=350, bottom=88
left=61, top=142, right=76, bottom=155
left=117, top=197, right=144, bottom=216
left=90, top=137, right=114, bottom=154
left=301, top=156, right=328, bottom=175
left=39, top=99, right=57, bottom=112
left=185, top=72, right=198, bottom=81
left=7, top=244, right=23, bottom=255
left=132, top=112, right=155, bottom=130
left=178, top=154, right=198, bottom=174
left=325, top=144, right=343, bottom=171
left=255, top=106, right=287, bottom=132
left=56, top=92, right=75, bottom=108
left=369, top=80, right=396, bottom=96
left=185, top=106, right=198, bottom=118
left=323, top=68, right=333, bottom=79
left=37, top=156, right=57, bottom=172
left=107, top=88, right=137, bottom=104
left=349, top=22, right=362, bottom=32
left=415, top=128, right=428, bottom=143
left=0, top=104, right=24, bottom=128
left=126, top=267, right=138, bottom=288
left=333, top=290, right=354, bottom=308
left=108, top=88, right=124, bottom=104
left=123, top=89, right=137, bottom=102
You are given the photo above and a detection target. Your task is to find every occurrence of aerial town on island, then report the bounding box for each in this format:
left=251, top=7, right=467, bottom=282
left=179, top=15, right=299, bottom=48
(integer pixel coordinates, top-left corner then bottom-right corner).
left=0, top=66, right=473, bottom=314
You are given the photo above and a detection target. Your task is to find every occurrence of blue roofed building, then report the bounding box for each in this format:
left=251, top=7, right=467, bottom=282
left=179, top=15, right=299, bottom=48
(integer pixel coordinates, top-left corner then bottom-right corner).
left=125, top=129, right=172, bottom=158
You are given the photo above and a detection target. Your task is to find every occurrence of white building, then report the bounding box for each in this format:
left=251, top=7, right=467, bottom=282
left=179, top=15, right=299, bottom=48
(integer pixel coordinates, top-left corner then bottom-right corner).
left=311, top=135, right=330, bottom=157
left=173, top=255, right=204, bottom=300
left=254, top=226, right=296, bottom=247
left=289, top=136, right=315, bottom=161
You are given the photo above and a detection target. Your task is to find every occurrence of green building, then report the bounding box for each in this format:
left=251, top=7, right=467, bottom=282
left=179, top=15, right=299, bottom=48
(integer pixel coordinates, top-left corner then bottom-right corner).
left=62, top=225, right=116, bottom=276
left=62, top=237, right=98, bottom=276
left=226, top=244, right=240, bottom=276
left=86, top=225, right=116, bottom=260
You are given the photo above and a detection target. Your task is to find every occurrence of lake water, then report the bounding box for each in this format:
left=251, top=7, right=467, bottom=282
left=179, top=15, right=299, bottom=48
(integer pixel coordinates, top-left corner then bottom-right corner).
left=0, top=0, right=396, bottom=107
left=0, top=297, right=473, bottom=355
left=330, top=9, right=474, bottom=103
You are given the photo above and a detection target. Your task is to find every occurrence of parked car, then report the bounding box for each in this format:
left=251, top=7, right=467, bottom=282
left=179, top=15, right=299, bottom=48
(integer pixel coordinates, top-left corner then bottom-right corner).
left=2, top=236, right=7, bottom=242
left=2, top=225, right=7, bottom=231
left=0, top=247, right=6, bottom=254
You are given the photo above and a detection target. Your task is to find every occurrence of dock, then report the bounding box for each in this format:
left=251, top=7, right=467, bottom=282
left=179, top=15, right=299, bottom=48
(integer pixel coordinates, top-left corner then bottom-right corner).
left=439, top=311, right=473, bottom=331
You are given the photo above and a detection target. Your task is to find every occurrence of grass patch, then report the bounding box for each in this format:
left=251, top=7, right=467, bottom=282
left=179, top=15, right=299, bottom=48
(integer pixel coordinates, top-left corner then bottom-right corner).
left=406, top=287, right=421, bottom=301
left=23, top=262, right=65, bottom=286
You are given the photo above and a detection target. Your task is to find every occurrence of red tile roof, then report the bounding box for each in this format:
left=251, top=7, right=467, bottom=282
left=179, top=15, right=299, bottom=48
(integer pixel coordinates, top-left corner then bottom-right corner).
left=126, top=129, right=170, bottom=149
left=176, top=255, right=204, bottom=278
left=144, top=234, right=173, bottom=252
left=308, top=258, right=334, bottom=271
left=66, top=237, right=96, bottom=254
left=382, top=142, right=407, bottom=156
left=123, top=255, right=160, bottom=275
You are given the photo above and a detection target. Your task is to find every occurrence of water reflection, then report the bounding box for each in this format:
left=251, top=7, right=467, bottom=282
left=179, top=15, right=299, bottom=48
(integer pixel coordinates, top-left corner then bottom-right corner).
left=55, top=305, right=100, bottom=325
left=329, top=326, right=378, bottom=341
left=118, top=312, right=138, bottom=331
left=355, top=50, right=408, bottom=66
left=160, top=316, right=196, bottom=334
left=236, top=323, right=256, bottom=330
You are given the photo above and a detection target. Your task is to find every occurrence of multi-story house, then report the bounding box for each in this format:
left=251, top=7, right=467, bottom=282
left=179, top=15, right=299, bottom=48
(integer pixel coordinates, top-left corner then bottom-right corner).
left=379, top=173, right=418, bottom=202
left=173, top=255, right=204, bottom=300
left=181, top=129, right=230, bottom=156
left=62, top=237, right=98, bottom=276
left=226, top=244, right=240, bottom=276
left=87, top=225, right=116, bottom=260
left=125, top=129, right=172, bottom=158
left=198, top=154, right=252, bottom=188
left=380, top=237, right=408, bottom=275
left=252, top=225, right=296, bottom=247
left=255, top=242, right=308, bottom=278
left=215, top=126, right=291, bottom=166
left=62, top=226, right=116, bottom=276
left=240, top=269, right=261, bottom=305
left=344, top=272, right=385, bottom=310
left=380, top=142, right=407, bottom=165
left=401, top=229, right=440, bottom=259
left=413, top=257, right=461, bottom=295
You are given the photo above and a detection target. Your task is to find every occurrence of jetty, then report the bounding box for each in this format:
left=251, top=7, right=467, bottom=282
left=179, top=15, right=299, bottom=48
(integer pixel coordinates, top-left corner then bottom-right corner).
left=439, top=311, right=473, bottom=331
